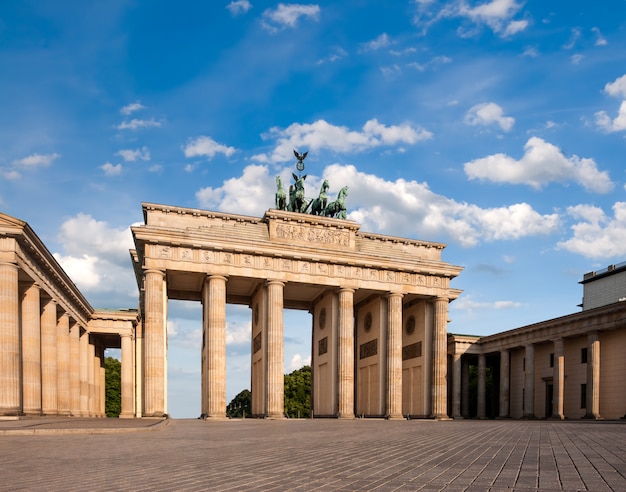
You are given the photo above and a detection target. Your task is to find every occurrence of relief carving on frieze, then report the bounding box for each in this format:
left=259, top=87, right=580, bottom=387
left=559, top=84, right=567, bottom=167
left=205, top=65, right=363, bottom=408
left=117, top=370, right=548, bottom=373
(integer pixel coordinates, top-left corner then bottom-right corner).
left=274, top=223, right=350, bottom=247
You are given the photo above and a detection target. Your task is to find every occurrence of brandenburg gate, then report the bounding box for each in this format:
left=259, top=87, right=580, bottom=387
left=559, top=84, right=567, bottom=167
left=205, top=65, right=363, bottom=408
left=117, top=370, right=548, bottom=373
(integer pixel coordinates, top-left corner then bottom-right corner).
left=131, top=199, right=462, bottom=419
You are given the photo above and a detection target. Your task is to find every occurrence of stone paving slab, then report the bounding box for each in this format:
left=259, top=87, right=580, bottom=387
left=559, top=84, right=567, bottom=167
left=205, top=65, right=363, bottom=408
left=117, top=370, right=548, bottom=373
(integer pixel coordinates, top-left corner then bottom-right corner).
left=0, top=419, right=624, bottom=491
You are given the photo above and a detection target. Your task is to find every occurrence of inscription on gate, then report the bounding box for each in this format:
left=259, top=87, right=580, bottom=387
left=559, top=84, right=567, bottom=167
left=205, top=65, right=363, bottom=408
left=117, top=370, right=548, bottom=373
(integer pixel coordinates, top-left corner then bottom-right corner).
left=318, top=337, right=328, bottom=356
left=402, top=342, right=422, bottom=360
left=359, top=339, right=378, bottom=359
left=253, top=333, right=262, bottom=354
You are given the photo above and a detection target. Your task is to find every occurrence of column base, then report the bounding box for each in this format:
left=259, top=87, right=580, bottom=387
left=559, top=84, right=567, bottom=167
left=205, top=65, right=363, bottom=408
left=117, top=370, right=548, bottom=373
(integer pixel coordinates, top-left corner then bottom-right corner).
left=386, top=414, right=404, bottom=420
left=119, top=412, right=135, bottom=419
left=522, top=413, right=537, bottom=419
left=338, top=414, right=355, bottom=419
left=582, top=413, right=602, bottom=420
left=434, top=415, right=453, bottom=421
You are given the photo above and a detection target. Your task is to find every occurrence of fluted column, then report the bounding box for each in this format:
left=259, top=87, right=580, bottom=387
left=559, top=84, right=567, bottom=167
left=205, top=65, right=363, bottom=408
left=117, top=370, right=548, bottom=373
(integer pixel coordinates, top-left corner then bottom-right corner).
left=461, top=357, right=470, bottom=417
left=120, top=333, right=135, bottom=418
left=432, top=297, right=449, bottom=419
left=204, top=275, right=228, bottom=419
left=99, top=362, right=106, bottom=417
left=79, top=331, right=89, bottom=416
left=498, top=349, right=510, bottom=418
left=585, top=332, right=601, bottom=419
left=69, top=322, right=80, bottom=416
left=0, top=261, right=20, bottom=415
left=552, top=338, right=564, bottom=419
left=266, top=280, right=285, bottom=419
left=451, top=352, right=462, bottom=418
left=523, top=343, right=535, bottom=418
left=56, top=313, right=71, bottom=416
left=21, top=282, right=42, bottom=416
left=41, top=299, right=58, bottom=415
left=143, top=269, right=166, bottom=417
left=88, top=342, right=95, bottom=416
left=477, top=354, right=486, bottom=419
left=386, top=292, right=403, bottom=419
left=337, top=288, right=355, bottom=418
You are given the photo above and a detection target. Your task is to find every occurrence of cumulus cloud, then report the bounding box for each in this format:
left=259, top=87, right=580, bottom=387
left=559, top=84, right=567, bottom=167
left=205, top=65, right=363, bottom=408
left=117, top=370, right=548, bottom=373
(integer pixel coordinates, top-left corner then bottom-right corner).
left=465, top=102, right=514, bottom=131
left=115, top=118, right=162, bottom=130
left=120, top=101, right=146, bottom=115
left=595, top=74, right=626, bottom=132
left=101, top=162, right=122, bottom=176
left=257, top=118, right=432, bottom=163
left=183, top=136, right=236, bottom=160
left=226, top=322, right=251, bottom=346
left=464, top=137, right=613, bottom=193
left=53, top=213, right=137, bottom=304
left=116, top=146, right=150, bottom=162
left=226, top=0, right=252, bottom=16
left=592, top=27, right=607, bottom=46
left=262, top=3, right=320, bottom=31
left=557, top=203, right=626, bottom=259
left=289, top=353, right=311, bottom=371
left=197, top=163, right=560, bottom=247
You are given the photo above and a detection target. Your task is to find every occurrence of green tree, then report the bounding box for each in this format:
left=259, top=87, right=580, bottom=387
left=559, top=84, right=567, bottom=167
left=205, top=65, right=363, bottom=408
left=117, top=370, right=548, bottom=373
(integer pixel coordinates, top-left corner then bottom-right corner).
left=104, top=357, right=121, bottom=417
left=227, top=389, right=251, bottom=418
left=284, top=365, right=311, bottom=418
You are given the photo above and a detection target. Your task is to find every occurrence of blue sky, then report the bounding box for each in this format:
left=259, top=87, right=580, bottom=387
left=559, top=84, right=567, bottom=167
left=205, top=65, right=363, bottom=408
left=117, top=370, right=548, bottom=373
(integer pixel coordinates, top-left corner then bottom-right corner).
left=2, top=1, right=626, bottom=418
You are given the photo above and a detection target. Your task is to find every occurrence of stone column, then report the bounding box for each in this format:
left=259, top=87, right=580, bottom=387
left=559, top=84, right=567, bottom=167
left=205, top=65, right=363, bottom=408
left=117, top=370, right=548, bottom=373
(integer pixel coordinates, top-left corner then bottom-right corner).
left=79, top=330, right=89, bottom=416
left=386, top=293, right=403, bottom=419
left=69, top=322, right=80, bottom=416
left=204, top=275, right=228, bottom=419
left=552, top=338, right=564, bottom=420
left=143, top=269, right=166, bottom=417
left=99, top=362, right=106, bottom=417
left=88, top=342, right=95, bottom=416
left=337, top=288, right=355, bottom=419
left=451, top=352, right=462, bottom=419
left=21, top=282, right=42, bottom=416
left=523, top=343, right=535, bottom=418
left=120, top=333, right=135, bottom=418
left=56, top=313, right=71, bottom=416
left=461, top=357, right=470, bottom=417
left=498, top=349, right=510, bottom=418
left=0, top=261, right=20, bottom=415
left=477, top=353, right=486, bottom=419
left=41, top=299, right=58, bottom=415
left=585, top=332, right=601, bottom=419
left=432, top=297, right=449, bottom=419
left=266, top=280, right=285, bottom=419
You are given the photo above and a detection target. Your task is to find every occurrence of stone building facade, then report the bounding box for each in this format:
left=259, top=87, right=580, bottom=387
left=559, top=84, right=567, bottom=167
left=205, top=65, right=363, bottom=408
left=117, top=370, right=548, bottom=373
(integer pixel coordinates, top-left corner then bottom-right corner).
left=448, top=265, right=626, bottom=420
left=2, top=205, right=625, bottom=420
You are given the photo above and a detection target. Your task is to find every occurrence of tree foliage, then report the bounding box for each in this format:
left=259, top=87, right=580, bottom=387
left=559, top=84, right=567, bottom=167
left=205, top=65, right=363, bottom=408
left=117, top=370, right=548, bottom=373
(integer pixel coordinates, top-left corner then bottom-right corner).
left=227, top=389, right=251, bottom=418
left=104, top=356, right=121, bottom=417
left=284, top=365, right=311, bottom=418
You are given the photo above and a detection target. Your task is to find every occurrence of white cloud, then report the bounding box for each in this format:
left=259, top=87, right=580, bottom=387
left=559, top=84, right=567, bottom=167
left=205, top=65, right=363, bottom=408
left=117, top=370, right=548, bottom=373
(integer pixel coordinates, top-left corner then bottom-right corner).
left=120, top=101, right=146, bottom=115
left=289, top=353, right=311, bottom=371
left=259, top=118, right=432, bottom=163
left=465, top=102, right=514, bottom=131
left=196, top=164, right=274, bottom=215
left=115, top=118, right=162, bottom=130
left=13, top=152, right=60, bottom=168
left=262, top=3, right=320, bottom=31
left=563, top=27, right=581, bottom=49
left=226, top=0, right=252, bottom=16
left=226, top=322, right=251, bottom=346
left=595, top=102, right=626, bottom=132
left=592, top=27, right=607, bottom=46
left=464, top=137, right=614, bottom=193
left=101, top=162, right=122, bottom=176
left=604, top=74, right=626, bottom=98
left=458, top=0, right=527, bottom=37
left=522, top=45, right=539, bottom=57
left=200, top=163, right=560, bottom=247
left=570, top=54, right=584, bottom=64
left=53, top=214, right=136, bottom=301
left=450, top=295, right=521, bottom=314
left=116, top=146, right=150, bottom=162
left=360, top=33, right=391, bottom=52
left=183, top=136, right=236, bottom=160
left=557, top=203, right=626, bottom=259
left=502, top=19, right=528, bottom=36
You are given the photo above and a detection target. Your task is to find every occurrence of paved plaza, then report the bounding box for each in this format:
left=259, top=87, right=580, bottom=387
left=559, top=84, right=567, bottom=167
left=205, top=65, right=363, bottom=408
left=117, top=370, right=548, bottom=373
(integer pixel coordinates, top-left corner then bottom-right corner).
left=1, top=418, right=625, bottom=491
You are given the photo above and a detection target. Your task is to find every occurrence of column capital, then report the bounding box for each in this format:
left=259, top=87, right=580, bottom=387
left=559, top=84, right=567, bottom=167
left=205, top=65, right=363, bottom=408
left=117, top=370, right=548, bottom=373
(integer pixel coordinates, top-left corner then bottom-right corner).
left=143, top=268, right=165, bottom=278
left=338, top=287, right=355, bottom=294
left=265, top=279, right=284, bottom=287
left=386, top=292, right=404, bottom=300
left=0, top=260, right=18, bottom=269
left=435, top=296, right=449, bottom=303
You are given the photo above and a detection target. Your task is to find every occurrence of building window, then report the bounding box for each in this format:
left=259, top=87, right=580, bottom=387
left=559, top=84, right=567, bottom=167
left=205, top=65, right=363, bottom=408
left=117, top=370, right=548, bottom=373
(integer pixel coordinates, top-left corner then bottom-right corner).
left=581, top=347, right=588, bottom=364
left=549, top=353, right=554, bottom=368
left=580, top=384, right=587, bottom=409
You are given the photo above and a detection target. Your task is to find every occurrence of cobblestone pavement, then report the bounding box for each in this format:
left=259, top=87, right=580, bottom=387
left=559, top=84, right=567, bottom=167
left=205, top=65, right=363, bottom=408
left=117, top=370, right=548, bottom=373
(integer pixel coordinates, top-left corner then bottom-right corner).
left=1, top=418, right=625, bottom=491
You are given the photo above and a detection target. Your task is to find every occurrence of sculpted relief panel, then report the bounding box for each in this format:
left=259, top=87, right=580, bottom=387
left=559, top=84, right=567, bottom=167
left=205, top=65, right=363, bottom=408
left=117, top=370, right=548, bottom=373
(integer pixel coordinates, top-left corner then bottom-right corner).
left=273, top=222, right=351, bottom=247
